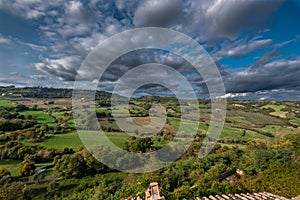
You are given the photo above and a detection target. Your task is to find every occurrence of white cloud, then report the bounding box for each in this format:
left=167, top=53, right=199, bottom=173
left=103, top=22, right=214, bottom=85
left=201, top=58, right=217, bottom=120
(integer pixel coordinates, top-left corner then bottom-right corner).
left=0, top=34, right=12, bottom=46
left=34, top=56, right=80, bottom=81
left=219, top=92, right=248, bottom=99
left=29, top=74, right=49, bottom=80
left=0, top=0, right=46, bottom=19
left=19, top=41, right=47, bottom=52
left=227, top=39, right=272, bottom=57
left=26, top=9, right=44, bottom=19
left=215, top=38, right=272, bottom=59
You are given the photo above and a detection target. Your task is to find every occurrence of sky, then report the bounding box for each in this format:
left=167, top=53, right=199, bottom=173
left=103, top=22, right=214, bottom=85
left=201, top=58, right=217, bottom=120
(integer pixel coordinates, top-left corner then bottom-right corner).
left=0, top=0, right=300, bottom=100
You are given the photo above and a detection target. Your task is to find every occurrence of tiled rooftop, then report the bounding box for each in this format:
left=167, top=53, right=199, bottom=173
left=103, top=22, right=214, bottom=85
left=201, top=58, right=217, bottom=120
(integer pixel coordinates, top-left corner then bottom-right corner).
left=198, top=192, right=291, bottom=200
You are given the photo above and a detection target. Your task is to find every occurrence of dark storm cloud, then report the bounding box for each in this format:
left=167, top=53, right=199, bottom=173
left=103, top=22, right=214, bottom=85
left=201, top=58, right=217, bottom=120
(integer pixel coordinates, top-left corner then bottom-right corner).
left=224, top=57, right=300, bottom=93
left=201, top=0, right=284, bottom=40
left=99, top=49, right=188, bottom=82
left=131, top=0, right=284, bottom=43
left=133, top=0, right=183, bottom=27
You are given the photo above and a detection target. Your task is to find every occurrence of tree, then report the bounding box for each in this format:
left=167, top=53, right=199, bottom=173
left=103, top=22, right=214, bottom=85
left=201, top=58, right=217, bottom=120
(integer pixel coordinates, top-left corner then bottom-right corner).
left=20, top=160, right=36, bottom=176
left=283, top=133, right=300, bottom=155
left=15, top=104, right=28, bottom=112
left=40, top=124, right=48, bottom=133
left=33, top=105, right=38, bottom=110
left=125, top=136, right=154, bottom=153
left=80, top=148, right=108, bottom=175
left=54, top=153, right=87, bottom=178
left=0, top=182, right=30, bottom=200
left=170, top=184, right=193, bottom=199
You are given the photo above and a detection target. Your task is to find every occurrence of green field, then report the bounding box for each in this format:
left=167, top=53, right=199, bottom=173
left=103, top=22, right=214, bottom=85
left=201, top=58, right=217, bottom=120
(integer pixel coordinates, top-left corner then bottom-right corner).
left=51, top=111, right=69, bottom=120
left=51, top=111, right=75, bottom=127
left=226, top=116, right=249, bottom=123
left=227, top=110, right=284, bottom=126
left=95, top=107, right=109, bottom=112
left=0, top=99, right=16, bottom=107
left=291, top=117, right=300, bottom=125
left=261, top=104, right=286, bottom=111
left=168, top=117, right=205, bottom=134
left=219, top=126, right=243, bottom=139
left=0, top=160, right=22, bottom=176
left=219, top=126, right=272, bottom=141
left=32, top=131, right=129, bottom=150
left=261, top=104, right=287, bottom=118
left=255, top=125, right=297, bottom=138
left=19, top=110, right=55, bottom=124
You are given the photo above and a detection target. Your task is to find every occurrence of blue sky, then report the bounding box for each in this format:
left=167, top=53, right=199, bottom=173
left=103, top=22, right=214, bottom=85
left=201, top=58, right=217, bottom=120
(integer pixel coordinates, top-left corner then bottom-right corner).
left=0, top=0, right=300, bottom=100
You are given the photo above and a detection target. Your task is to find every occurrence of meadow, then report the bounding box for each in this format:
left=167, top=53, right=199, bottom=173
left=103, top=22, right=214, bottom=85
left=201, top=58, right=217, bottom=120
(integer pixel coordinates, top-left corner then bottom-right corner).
left=0, top=99, right=16, bottom=107
left=31, top=131, right=129, bottom=150
left=19, top=110, right=55, bottom=124
left=261, top=104, right=288, bottom=118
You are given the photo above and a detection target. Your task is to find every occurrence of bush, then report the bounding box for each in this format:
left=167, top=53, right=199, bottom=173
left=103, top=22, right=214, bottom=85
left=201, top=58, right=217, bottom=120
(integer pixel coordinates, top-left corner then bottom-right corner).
left=125, top=137, right=154, bottom=153
left=0, top=167, right=10, bottom=178
left=20, top=160, right=36, bottom=176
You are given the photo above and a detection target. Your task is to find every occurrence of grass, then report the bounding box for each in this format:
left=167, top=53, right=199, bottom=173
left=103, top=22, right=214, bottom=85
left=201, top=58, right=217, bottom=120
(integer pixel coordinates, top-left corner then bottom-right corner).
left=219, top=126, right=243, bottom=139
left=291, top=117, right=300, bottom=125
left=19, top=110, right=55, bottom=124
left=0, top=160, right=22, bottom=176
left=168, top=116, right=275, bottom=142
left=168, top=117, right=205, bottom=134
left=34, top=162, right=54, bottom=171
left=0, top=99, right=16, bottom=107
left=261, top=104, right=287, bottom=118
left=244, top=130, right=273, bottom=140
left=51, top=111, right=75, bottom=127
left=261, top=104, right=286, bottom=111
left=32, top=131, right=83, bottom=150
left=95, top=107, right=111, bottom=113
left=255, top=125, right=299, bottom=138
left=31, top=131, right=130, bottom=150
left=51, top=111, right=68, bottom=120
left=270, top=111, right=288, bottom=118
left=227, top=110, right=284, bottom=126
left=111, top=105, right=132, bottom=117
left=227, top=116, right=249, bottom=123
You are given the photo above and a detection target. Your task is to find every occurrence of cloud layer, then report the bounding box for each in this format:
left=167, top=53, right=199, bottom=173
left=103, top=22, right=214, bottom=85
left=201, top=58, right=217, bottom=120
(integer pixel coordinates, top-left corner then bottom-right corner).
left=1, top=0, right=299, bottom=100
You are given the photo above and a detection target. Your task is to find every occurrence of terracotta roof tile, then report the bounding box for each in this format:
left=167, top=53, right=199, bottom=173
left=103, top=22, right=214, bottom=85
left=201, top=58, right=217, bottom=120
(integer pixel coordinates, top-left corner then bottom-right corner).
left=200, top=192, right=291, bottom=200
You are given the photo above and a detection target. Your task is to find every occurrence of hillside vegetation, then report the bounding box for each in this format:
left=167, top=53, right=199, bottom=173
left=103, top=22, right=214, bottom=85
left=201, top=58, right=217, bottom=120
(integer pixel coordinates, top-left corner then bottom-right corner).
left=0, top=87, right=300, bottom=199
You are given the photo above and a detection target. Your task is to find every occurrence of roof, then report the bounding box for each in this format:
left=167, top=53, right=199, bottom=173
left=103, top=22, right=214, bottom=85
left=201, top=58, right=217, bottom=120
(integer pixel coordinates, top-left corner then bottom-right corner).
left=198, top=192, right=291, bottom=200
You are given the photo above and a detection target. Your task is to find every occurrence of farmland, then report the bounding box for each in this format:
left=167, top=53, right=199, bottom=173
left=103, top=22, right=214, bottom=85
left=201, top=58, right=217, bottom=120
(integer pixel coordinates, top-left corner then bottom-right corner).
left=0, top=87, right=300, bottom=199
left=30, top=131, right=129, bottom=150
left=261, top=104, right=288, bottom=118
left=0, top=100, right=16, bottom=107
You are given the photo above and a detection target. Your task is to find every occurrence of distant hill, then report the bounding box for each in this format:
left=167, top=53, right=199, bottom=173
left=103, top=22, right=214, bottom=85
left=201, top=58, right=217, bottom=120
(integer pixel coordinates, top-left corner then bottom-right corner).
left=0, top=86, right=112, bottom=99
